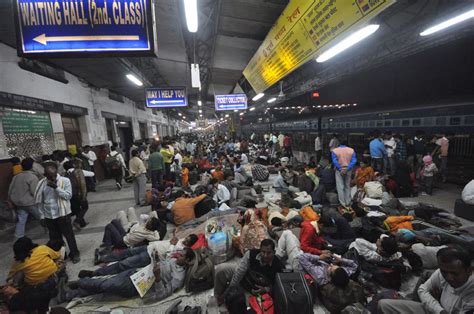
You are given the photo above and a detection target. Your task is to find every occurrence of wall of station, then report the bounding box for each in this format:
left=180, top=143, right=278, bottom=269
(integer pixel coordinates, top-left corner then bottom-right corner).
left=0, top=43, right=185, bottom=160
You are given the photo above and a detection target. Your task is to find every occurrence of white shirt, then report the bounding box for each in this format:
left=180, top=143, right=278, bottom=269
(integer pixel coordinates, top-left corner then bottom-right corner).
left=213, top=184, right=230, bottom=204
left=315, top=137, right=321, bottom=151
left=174, top=153, right=183, bottom=166
left=278, top=134, right=285, bottom=147
left=110, top=151, right=126, bottom=169
left=384, top=137, right=396, bottom=157
left=241, top=153, right=249, bottom=165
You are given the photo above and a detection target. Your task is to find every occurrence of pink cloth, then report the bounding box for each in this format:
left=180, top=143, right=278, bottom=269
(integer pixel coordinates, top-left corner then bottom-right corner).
left=333, top=146, right=355, bottom=168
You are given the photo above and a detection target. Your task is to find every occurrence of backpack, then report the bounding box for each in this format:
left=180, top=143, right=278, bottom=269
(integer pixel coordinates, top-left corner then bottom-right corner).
left=184, top=248, right=214, bottom=293
left=105, top=153, right=121, bottom=170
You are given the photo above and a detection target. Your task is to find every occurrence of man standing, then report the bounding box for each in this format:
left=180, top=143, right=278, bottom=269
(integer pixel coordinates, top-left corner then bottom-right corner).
left=82, top=146, right=97, bottom=192
left=8, top=158, right=40, bottom=239
left=370, top=130, right=386, bottom=172
left=34, top=164, right=80, bottom=263
left=331, top=142, right=357, bottom=209
left=129, top=150, right=148, bottom=206
left=149, top=146, right=165, bottom=189
left=436, top=132, right=452, bottom=183
left=384, top=132, right=397, bottom=175
left=315, top=134, right=322, bottom=162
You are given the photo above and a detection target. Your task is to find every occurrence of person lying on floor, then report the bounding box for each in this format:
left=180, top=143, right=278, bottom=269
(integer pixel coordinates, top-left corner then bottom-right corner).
left=93, top=233, right=199, bottom=266
left=378, top=246, right=473, bottom=313
left=348, top=234, right=401, bottom=262
left=59, top=247, right=195, bottom=302
left=169, top=190, right=207, bottom=225
left=214, top=239, right=283, bottom=305
left=319, top=213, right=356, bottom=254
left=101, top=207, right=163, bottom=249
left=299, top=220, right=329, bottom=255
left=2, top=237, right=64, bottom=313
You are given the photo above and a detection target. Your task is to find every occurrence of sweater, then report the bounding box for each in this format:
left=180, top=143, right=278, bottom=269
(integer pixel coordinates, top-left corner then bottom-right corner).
left=172, top=194, right=207, bottom=225
left=299, top=221, right=326, bottom=255
left=331, top=145, right=357, bottom=171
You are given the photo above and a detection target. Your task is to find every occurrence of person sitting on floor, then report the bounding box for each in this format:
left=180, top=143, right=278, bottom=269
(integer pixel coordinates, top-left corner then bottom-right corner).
left=317, top=157, right=337, bottom=193
left=210, top=178, right=231, bottom=206
left=2, top=237, right=64, bottom=313
left=101, top=207, right=163, bottom=249
left=378, top=246, right=473, bottom=313
left=273, top=167, right=299, bottom=193
left=299, top=220, right=329, bottom=255
left=214, top=239, right=284, bottom=305
left=59, top=247, right=195, bottom=302
left=352, top=157, right=375, bottom=189
left=251, top=157, right=270, bottom=182
left=169, top=190, right=207, bottom=225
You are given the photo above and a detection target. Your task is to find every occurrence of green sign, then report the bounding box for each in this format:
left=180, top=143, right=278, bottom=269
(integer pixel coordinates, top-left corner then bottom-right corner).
left=2, top=111, right=52, bottom=134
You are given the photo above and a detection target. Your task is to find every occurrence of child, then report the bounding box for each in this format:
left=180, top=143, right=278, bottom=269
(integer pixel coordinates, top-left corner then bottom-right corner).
left=420, top=155, right=438, bottom=195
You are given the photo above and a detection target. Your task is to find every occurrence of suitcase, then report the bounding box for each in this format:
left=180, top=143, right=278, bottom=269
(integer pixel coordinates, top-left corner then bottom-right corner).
left=273, top=272, right=313, bottom=314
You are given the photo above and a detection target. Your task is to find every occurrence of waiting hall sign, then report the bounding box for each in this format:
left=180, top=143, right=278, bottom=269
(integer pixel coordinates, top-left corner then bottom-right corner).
left=145, top=87, right=188, bottom=108
left=13, top=0, right=156, bottom=57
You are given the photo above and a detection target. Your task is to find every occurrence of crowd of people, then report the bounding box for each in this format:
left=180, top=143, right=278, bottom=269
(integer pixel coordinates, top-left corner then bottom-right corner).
left=2, top=130, right=473, bottom=313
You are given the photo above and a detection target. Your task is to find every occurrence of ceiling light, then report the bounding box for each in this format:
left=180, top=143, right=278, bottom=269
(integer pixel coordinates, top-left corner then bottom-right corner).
left=420, top=10, right=474, bottom=36
left=353, top=103, right=358, bottom=106
left=267, top=98, right=277, bottom=103
left=316, top=24, right=380, bottom=63
left=234, top=110, right=238, bottom=112
left=184, top=0, right=198, bottom=32
left=198, top=100, right=202, bottom=106
left=252, top=93, right=264, bottom=101
left=225, top=114, right=229, bottom=117
left=239, top=112, right=244, bottom=116
left=317, top=105, right=321, bottom=108
left=183, top=116, right=186, bottom=119
left=178, top=112, right=182, bottom=116
left=249, top=107, right=256, bottom=111
left=126, top=74, right=143, bottom=86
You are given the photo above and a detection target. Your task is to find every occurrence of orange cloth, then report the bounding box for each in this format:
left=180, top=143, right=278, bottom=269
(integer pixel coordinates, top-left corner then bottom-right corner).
left=384, top=215, right=414, bottom=233
left=300, top=206, right=320, bottom=222
left=212, top=170, right=224, bottom=181
left=181, top=167, right=189, bottom=187
left=12, top=165, right=22, bottom=176
left=172, top=194, right=207, bottom=225
left=355, top=166, right=375, bottom=188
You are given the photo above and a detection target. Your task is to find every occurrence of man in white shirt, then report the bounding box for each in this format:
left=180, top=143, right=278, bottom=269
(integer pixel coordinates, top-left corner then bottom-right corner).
left=210, top=178, right=230, bottom=205
left=82, top=145, right=97, bottom=192
left=383, top=132, right=397, bottom=175
left=315, top=134, right=322, bottom=161
left=378, top=246, right=473, bottom=313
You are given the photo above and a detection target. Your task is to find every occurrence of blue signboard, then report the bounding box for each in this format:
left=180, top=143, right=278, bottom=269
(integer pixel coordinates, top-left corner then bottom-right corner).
left=14, top=0, right=155, bottom=57
left=215, top=94, right=248, bottom=111
left=146, top=87, right=188, bottom=108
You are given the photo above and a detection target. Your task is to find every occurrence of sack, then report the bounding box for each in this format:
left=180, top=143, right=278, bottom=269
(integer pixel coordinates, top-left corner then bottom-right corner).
left=273, top=272, right=313, bottom=314
left=364, top=181, right=383, bottom=199
left=184, top=248, right=214, bottom=293
left=240, top=221, right=267, bottom=253
left=0, top=201, right=18, bottom=223
left=105, top=154, right=121, bottom=170
left=249, top=293, right=274, bottom=314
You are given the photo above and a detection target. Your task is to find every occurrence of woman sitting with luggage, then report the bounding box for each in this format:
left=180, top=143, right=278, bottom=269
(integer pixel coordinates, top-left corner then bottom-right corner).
left=239, top=209, right=268, bottom=255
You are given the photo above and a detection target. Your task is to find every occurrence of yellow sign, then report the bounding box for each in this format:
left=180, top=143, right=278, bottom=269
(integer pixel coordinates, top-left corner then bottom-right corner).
left=243, top=0, right=396, bottom=94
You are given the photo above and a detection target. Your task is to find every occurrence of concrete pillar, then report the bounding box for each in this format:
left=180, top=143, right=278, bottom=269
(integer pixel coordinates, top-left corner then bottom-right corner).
left=50, top=112, right=66, bottom=150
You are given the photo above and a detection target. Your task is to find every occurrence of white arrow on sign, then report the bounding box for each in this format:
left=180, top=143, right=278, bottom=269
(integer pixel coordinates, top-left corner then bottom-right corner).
left=149, top=100, right=184, bottom=104
left=33, top=34, right=140, bottom=45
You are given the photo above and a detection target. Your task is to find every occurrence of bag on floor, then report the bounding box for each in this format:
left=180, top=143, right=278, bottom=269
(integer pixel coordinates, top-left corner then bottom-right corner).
left=195, top=196, right=216, bottom=218
left=273, top=272, right=313, bottom=314
left=184, top=248, right=214, bottom=293
left=249, top=293, right=274, bottom=314
left=364, top=181, right=383, bottom=199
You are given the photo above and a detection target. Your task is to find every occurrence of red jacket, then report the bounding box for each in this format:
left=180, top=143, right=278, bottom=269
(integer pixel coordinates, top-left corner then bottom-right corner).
left=299, top=221, right=326, bottom=255
left=283, top=136, right=291, bottom=148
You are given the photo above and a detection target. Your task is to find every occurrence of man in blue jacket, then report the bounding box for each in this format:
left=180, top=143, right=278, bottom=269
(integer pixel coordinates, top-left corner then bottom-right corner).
left=369, top=130, right=386, bottom=172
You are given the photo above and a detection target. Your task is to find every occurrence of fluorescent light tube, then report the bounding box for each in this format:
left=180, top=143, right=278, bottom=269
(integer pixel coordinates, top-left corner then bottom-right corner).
left=267, top=97, right=277, bottom=103
left=252, top=93, right=264, bottom=101
left=184, top=0, right=198, bottom=32
left=126, top=74, right=143, bottom=86
left=420, top=10, right=474, bottom=36
left=316, top=24, right=380, bottom=63
left=249, top=107, right=256, bottom=111
left=198, top=100, right=202, bottom=106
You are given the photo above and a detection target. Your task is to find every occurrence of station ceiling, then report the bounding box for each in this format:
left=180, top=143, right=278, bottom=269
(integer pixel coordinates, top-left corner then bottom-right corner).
left=1, top=0, right=473, bottom=122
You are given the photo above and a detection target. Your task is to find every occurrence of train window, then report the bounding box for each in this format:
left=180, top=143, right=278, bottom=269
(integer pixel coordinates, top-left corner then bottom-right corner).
left=424, top=117, right=433, bottom=125
left=376, top=121, right=383, bottom=127
left=393, top=120, right=400, bottom=127
left=369, top=121, right=375, bottom=127
left=346, top=122, right=350, bottom=128
left=412, top=119, right=421, bottom=126
left=449, top=117, right=461, bottom=126
left=384, top=120, right=392, bottom=127
left=357, top=121, right=362, bottom=127
left=465, top=116, right=474, bottom=125
left=402, top=120, right=410, bottom=126
left=436, top=117, right=446, bottom=126
left=363, top=121, right=369, bottom=127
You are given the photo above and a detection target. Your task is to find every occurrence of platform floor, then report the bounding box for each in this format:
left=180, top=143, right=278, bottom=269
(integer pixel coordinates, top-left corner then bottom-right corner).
left=0, top=177, right=470, bottom=313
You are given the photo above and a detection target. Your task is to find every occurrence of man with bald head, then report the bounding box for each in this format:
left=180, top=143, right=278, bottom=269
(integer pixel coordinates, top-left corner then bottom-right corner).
left=34, top=163, right=80, bottom=263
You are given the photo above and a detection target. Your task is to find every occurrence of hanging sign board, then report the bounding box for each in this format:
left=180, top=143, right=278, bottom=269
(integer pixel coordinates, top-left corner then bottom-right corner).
left=215, top=94, right=248, bottom=111
left=243, top=0, right=396, bottom=94
left=13, top=0, right=156, bottom=57
left=145, top=87, right=188, bottom=108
